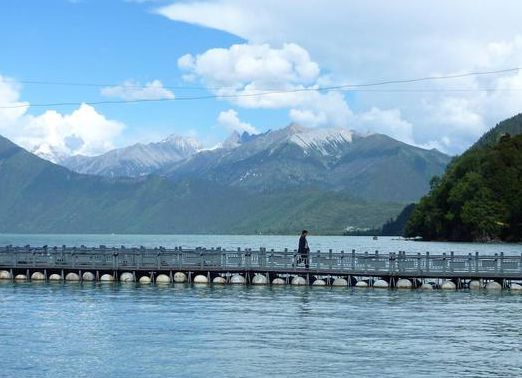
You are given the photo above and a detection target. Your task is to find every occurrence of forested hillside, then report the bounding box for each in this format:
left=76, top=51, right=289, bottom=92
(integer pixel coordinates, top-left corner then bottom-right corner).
left=405, top=133, right=522, bottom=241
left=473, top=113, right=522, bottom=148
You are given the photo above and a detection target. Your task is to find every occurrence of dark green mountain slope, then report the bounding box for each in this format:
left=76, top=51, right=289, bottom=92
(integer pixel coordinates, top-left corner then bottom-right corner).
left=473, top=113, right=522, bottom=148
left=0, top=135, right=402, bottom=234
left=333, top=134, right=449, bottom=201
left=405, top=133, right=522, bottom=242
left=381, top=203, right=416, bottom=236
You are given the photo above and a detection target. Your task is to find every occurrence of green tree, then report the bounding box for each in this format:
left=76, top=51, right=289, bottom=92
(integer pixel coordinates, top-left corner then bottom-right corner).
left=405, top=131, right=522, bottom=242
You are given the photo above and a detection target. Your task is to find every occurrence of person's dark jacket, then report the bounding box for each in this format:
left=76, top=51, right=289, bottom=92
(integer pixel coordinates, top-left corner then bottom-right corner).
left=298, top=235, right=309, bottom=255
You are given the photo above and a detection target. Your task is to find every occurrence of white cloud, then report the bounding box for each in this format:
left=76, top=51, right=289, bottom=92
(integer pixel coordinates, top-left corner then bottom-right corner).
left=178, top=43, right=351, bottom=128
left=0, top=76, right=124, bottom=161
left=178, top=43, right=319, bottom=99
left=0, top=75, right=28, bottom=124
left=352, top=107, right=415, bottom=145
left=101, top=79, right=175, bottom=101
left=161, top=1, right=522, bottom=153
left=217, top=109, right=257, bottom=134
left=289, top=92, right=352, bottom=129
left=159, top=0, right=522, bottom=77
left=417, top=65, right=522, bottom=151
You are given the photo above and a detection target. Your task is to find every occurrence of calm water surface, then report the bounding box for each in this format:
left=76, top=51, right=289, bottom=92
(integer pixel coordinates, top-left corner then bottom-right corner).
left=0, top=235, right=521, bottom=377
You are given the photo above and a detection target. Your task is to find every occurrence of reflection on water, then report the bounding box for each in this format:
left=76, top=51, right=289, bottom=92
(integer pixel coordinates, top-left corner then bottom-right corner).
left=0, top=282, right=521, bottom=377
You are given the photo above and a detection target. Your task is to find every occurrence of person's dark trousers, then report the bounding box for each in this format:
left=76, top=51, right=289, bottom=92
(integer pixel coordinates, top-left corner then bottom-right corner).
left=301, top=253, right=309, bottom=269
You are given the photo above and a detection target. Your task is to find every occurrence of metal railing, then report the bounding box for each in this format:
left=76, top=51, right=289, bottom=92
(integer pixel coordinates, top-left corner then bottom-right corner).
left=1, top=245, right=521, bottom=278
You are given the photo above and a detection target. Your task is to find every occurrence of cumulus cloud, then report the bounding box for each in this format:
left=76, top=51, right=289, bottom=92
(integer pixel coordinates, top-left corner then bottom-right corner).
left=217, top=109, right=257, bottom=134
left=0, top=76, right=124, bottom=161
left=101, top=79, right=175, bottom=101
left=288, top=92, right=352, bottom=129
left=178, top=42, right=352, bottom=128
left=417, top=59, right=522, bottom=151
left=178, top=43, right=319, bottom=100
left=0, top=75, right=28, bottom=125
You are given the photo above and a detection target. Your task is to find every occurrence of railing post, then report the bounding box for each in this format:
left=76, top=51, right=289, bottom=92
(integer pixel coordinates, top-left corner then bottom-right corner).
left=113, top=252, right=118, bottom=270
left=426, top=252, right=430, bottom=274
left=467, top=253, right=472, bottom=274
left=475, top=252, right=479, bottom=274
left=442, top=252, right=446, bottom=274
left=329, top=249, right=333, bottom=270
left=417, top=252, right=421, bottom=274
left=246, top=249, right=251, bottom=269
left=500, top=252, right=504, bottom=274
left=494, top=253, right=499, bottom=275
left=351, top=249, right=355, bottom=271
left=450, top=251, right=454, bottom=273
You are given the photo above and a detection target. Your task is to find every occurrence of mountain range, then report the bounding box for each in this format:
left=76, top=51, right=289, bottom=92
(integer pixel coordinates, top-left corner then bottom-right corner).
left=55, top=124, right=451, bottom=202
left=0, top=133, right=404, bottom=234
left=162, top=125, right=450, bottom=202
left=61, top=134, right=201, bottom=177
left=0, top=122, right=456, bottom=234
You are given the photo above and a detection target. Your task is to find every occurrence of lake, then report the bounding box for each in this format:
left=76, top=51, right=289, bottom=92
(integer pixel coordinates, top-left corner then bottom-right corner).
left=0, top=234, right=521, bottom=377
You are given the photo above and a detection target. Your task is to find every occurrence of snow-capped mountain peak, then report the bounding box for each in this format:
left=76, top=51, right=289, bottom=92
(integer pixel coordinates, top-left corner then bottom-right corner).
left=31, top=144, right=69, bottom=164
left=286, top=126, right=353, bottom=155
left=289, top=127, right=353, bottom=148
left=60, top=134, right=202, bottom=177
left=221, top=130, right=263, bottom=149
left=161, top=134, right=202, bottom=152
left=222, top=131, right=242, bottom=149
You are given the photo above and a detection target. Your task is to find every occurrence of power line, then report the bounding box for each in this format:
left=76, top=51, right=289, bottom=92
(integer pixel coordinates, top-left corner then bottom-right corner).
left=324, top=67, right=520, bottom=89
left=5, top=67, right=519, bottom=91
left=6, top=67, right=520, bottom=91
left=4, top=88, right=522, bottom=109
left=0, top=67, right=519, bottom=109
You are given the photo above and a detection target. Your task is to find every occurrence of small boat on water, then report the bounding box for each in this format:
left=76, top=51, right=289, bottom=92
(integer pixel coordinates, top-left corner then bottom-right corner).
left=372, top=236, right=378, bottom=240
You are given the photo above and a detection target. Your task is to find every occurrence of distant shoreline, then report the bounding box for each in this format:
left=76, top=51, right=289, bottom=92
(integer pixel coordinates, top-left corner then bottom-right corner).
left=0, top=232, right=520, bottom=245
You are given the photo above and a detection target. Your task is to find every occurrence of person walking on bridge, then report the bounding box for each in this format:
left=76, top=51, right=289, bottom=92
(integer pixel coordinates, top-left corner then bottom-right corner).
left=297, top=230, right=310, bottom=269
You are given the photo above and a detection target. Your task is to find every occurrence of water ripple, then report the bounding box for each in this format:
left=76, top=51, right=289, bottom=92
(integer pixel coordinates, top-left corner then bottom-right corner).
left=1, top=284, right=521, bottom=377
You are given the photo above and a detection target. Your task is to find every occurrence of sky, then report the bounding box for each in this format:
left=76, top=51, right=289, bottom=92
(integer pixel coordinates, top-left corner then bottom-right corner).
left=1, top=0, right=522, bottom=158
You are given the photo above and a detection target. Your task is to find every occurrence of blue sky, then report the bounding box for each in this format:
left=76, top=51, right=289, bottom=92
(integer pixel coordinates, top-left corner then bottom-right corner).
left=1, top=0, right=284, bottom=147
left=1, top=0, right=522, bottom=158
